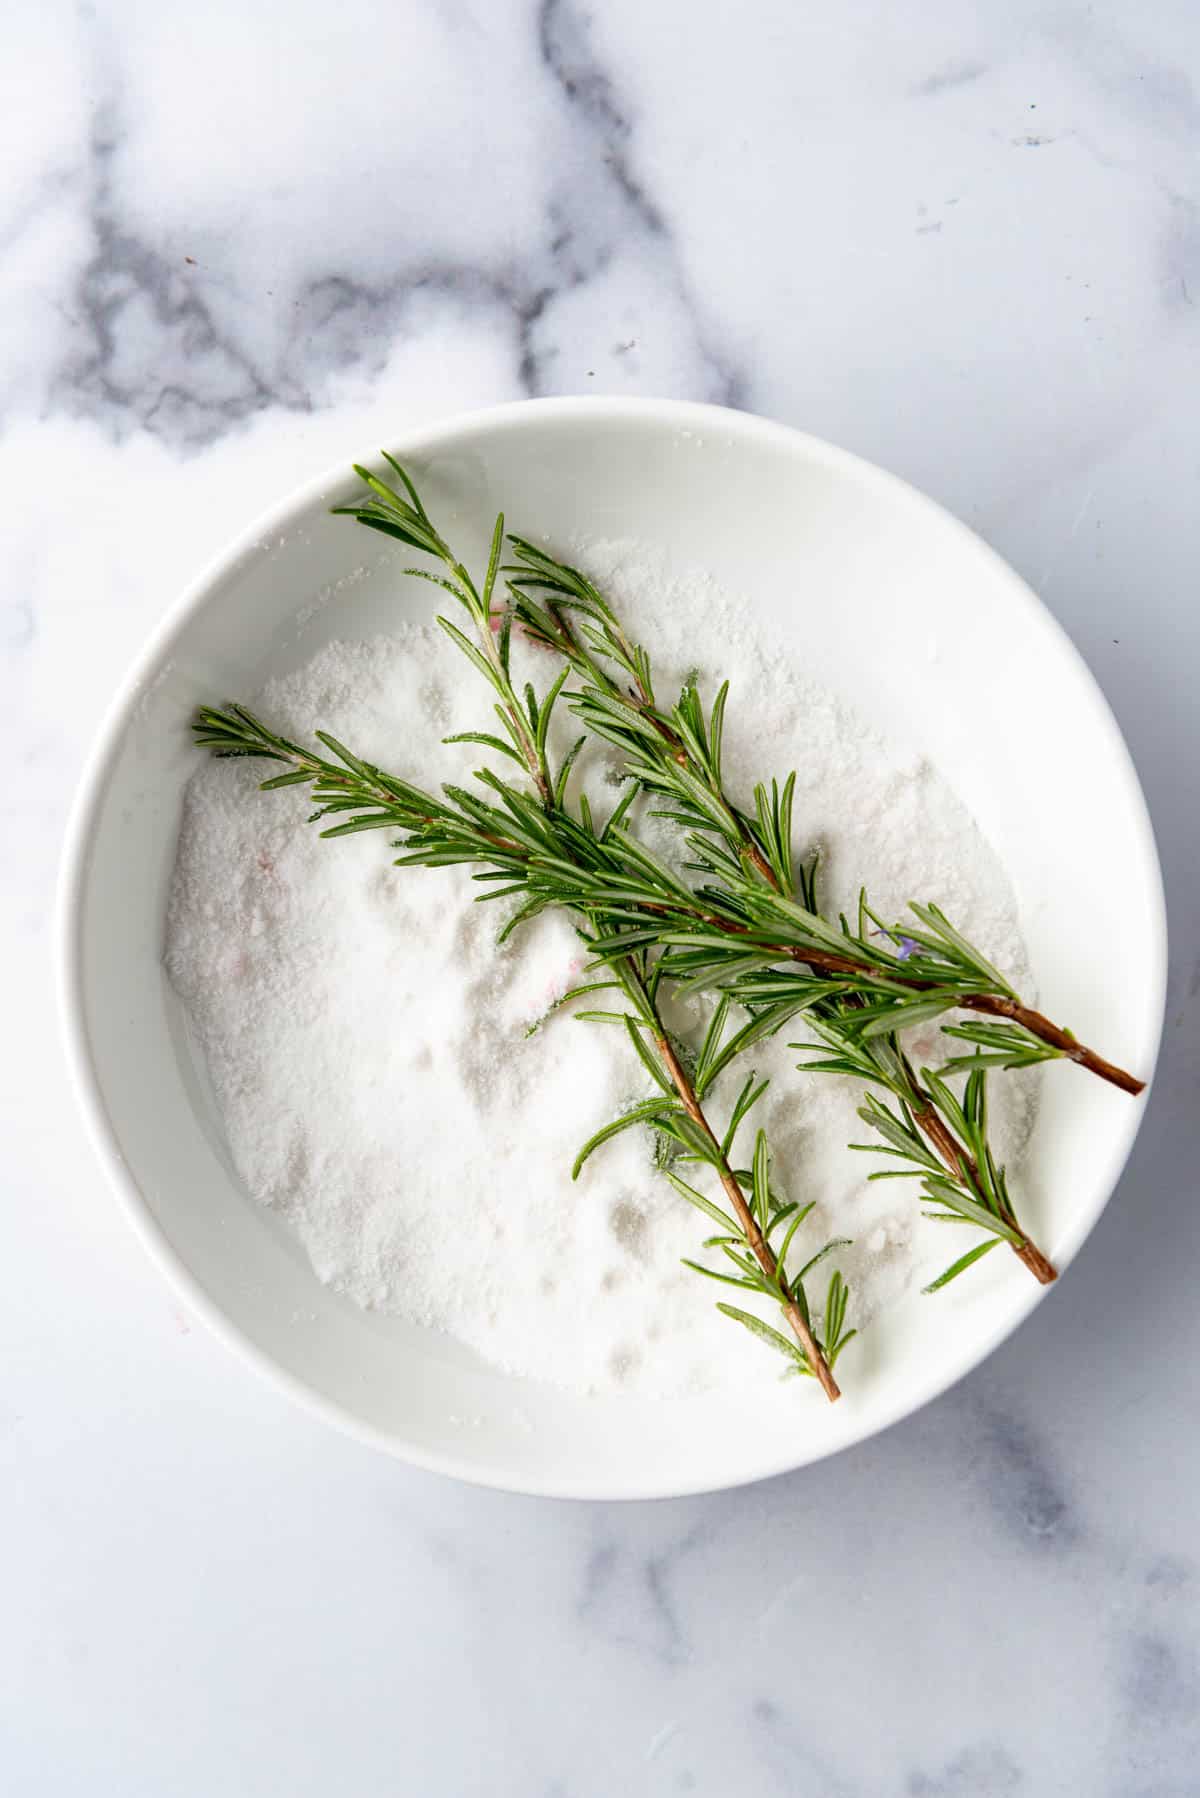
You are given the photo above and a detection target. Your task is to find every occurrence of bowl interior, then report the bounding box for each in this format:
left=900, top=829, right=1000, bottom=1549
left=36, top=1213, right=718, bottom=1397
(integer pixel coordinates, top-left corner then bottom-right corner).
left=63, top=401, right=1165, bottom=1497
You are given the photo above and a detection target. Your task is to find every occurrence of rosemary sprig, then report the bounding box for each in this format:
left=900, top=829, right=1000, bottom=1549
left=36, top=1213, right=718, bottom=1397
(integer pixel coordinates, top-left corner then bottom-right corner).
left=502, top=536, right=1144, bottom=1098
left=795, top=1023, right=1056, bottom=1286
left=333, top=458, right=558, bottom=807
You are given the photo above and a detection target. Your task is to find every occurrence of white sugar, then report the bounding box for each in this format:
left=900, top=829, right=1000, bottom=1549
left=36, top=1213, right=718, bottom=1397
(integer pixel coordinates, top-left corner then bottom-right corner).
left=165, top=545, right=1036, bottom=1397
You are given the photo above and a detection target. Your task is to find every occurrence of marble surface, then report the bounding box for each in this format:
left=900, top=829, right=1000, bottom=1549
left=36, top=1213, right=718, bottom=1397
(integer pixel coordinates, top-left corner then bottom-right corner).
left=5, top=2, right=1199, bottom=1791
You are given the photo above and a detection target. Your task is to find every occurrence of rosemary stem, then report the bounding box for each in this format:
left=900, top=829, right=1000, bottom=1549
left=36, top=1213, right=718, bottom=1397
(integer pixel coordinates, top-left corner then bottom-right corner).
left=645, top=915, right=1144, bottom=1101
left=749, top=939, right=1141, bottom=1097
left=477, top=612, right=553, bottom=809
left=752, top=937, right=1141, bottom=1097
left=1012, top=1238, right=1058, bottom=1285
left=652, top=1032, right=841, bottom=1401
left=956, top=995, right=1144, bottom=1096
left=907, top=1088, right=1057, bottom=1285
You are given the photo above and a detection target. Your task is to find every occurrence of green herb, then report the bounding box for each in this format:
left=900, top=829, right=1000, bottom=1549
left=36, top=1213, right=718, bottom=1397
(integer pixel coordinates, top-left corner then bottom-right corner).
left=502, top=533, right=1144, bottom=1097
left=483, top=521, right=1145, bottom=1287
left=198, top=474, right=854, bottom=1400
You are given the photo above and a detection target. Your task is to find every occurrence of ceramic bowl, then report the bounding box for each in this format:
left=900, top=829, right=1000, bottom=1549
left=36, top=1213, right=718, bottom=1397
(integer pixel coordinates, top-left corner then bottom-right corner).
left=59, top=399, right=1166, bottom=1497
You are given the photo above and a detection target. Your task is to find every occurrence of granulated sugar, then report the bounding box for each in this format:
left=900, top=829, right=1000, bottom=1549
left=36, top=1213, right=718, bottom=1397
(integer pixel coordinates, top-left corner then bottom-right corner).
left=165, top=545, right=1037, bottom=1397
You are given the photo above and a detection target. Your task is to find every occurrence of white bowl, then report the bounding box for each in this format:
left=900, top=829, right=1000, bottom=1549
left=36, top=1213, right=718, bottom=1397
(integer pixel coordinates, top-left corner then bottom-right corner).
left=59, top=399, right=1166, bottom=1498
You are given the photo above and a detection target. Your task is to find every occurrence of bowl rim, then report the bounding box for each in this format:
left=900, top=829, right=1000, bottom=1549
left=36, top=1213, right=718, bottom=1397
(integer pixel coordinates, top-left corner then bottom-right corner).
left=57, top=396, right=1169, bottom=1499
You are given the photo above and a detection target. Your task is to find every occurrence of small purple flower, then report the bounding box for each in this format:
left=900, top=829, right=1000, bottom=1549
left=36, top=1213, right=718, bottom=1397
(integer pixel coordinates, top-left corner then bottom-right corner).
left=869, top=926, right=921, bottom=962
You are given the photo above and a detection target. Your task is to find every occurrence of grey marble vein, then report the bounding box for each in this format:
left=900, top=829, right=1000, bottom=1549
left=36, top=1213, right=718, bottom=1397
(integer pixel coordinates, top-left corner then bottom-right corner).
left=33, top=0, right=749, bottom=457
left=911, top=61, right=990, bottom=99
left=958, top=1395, right=1079, bottom=1552
left=523, top=0, right=746, bottom=404
left=908, top=1743, right=1024, bottom=1796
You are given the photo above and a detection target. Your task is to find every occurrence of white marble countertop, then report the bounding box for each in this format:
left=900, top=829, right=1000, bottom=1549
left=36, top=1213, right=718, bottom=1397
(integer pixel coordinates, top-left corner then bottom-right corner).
left=5, top=3, right=1199, bottom=1791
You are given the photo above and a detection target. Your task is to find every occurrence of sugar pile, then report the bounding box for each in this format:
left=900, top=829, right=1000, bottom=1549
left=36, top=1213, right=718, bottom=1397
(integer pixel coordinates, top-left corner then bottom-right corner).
left=165, top=544, right=1036, bottom=1397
